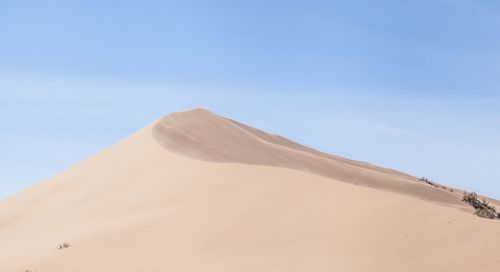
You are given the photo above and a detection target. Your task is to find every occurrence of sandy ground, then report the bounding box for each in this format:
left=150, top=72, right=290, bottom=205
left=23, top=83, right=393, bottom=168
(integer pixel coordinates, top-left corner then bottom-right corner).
left=0, top=108, right=499, bottom=272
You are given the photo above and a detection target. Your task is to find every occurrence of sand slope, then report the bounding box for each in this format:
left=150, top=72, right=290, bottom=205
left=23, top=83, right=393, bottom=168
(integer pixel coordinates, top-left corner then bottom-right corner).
left=153, top=109, right=462, bottom=205
left=1, top=108, right=499, bottom=272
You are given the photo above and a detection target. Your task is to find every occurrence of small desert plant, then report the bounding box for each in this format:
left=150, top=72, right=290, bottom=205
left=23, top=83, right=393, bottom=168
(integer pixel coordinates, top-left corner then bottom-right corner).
left=462, top=191, right=499, bottom=220
left=58, top=242, right=71, bottom=250
left=419, top=177, right=432, bottom=185
left=419, top=177, right=452, bottom=192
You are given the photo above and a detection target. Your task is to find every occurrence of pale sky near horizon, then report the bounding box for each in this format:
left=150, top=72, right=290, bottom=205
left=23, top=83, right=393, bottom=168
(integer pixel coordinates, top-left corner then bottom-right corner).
left=1, top=0, right=500, bottom=199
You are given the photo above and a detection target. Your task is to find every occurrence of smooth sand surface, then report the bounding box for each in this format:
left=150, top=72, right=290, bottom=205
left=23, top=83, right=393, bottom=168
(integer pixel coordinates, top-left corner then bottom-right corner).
left=1, top=108, right=499, bottom=272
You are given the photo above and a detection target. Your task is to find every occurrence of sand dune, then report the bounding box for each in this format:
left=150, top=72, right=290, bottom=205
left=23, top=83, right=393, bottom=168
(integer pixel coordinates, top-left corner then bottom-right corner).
left=153, top=108, right=462, bottom=205
left=1, top=108, right=499, bottom=272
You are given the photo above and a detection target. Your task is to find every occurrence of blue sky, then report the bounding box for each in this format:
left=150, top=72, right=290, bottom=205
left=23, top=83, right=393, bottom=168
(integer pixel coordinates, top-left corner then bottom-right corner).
left=1, top=0, right=500, bottom=199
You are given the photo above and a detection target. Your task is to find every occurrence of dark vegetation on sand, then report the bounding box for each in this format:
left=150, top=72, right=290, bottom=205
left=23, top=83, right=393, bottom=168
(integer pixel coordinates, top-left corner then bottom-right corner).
left=462, top=192, right=499, bottom=220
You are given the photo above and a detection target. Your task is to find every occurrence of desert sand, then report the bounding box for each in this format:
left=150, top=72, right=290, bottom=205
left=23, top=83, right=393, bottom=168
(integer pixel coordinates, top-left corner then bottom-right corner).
left=1, top=108, right=499, bottom=272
